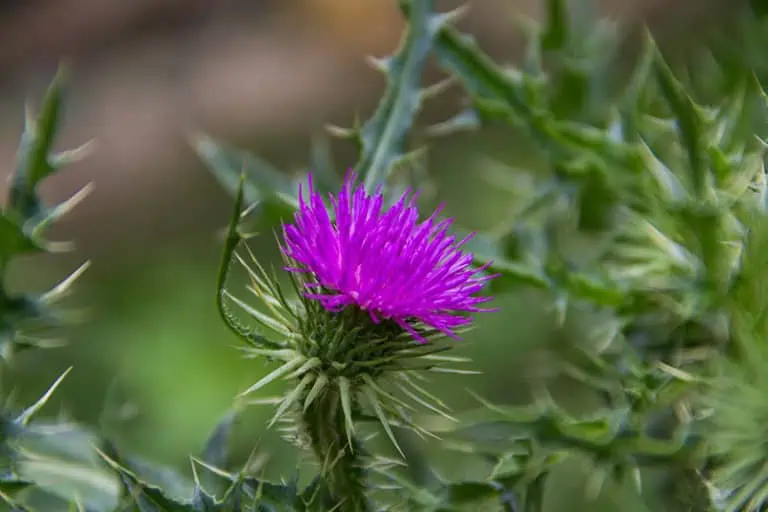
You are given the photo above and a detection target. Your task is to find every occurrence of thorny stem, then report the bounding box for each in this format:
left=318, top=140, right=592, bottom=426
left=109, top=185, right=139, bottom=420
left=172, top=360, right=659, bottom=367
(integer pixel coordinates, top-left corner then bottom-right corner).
left=302, top=384, right=370, bottom=512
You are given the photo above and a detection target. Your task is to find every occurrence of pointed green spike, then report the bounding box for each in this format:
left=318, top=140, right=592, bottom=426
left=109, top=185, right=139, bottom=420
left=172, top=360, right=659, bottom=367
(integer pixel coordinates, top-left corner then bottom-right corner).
left=365, top=55, right=392, bottom=74
left=286, top=357, right=321, bottom=380
left=396, top=382, right=456, bottom=422
left=268, top=373, right=315, bottom=428
left=428, top=367, right=482, bottom=375
left=11, top=65, right=69, bottom=219
left=324, top=124, right=358, bottom=140
left=361, top=374, right=415, bottom=413
left=398, top=373, right=450, bottom=410
left=239, top=347, right=296, bottom=360
left=337, top=377, right=356, bottom=450
left=303, top=373, right=329, bottom=412
left=362, top=385, right=404, bottom=458
left=223, top=290, right=291, bottom=337
left=652, top=38, right=708, bottom=197
left=239, top=356, right=305, bottom=397
left=425, top=108, right=481, bottom=137
left=39, top=261, right=91, bottom=305
left=29, top=182, right=93, bottom=246
left=16, top=366, right=71, bottom=425
left=420, top=76, right=455, bottom=101
left=49, top=139, right=96, bottom=169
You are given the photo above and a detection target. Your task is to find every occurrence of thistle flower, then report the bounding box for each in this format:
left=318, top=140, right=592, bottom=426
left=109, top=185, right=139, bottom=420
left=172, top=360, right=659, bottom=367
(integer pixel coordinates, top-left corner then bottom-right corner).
left=218, top=172, right=497, bottom=510
left=281, top=171, right=497, bottom=342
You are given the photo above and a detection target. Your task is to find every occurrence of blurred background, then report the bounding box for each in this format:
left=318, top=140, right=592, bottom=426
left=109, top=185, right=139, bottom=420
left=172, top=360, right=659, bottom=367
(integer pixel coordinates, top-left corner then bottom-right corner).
left=0, top=0, right=749, bottom=509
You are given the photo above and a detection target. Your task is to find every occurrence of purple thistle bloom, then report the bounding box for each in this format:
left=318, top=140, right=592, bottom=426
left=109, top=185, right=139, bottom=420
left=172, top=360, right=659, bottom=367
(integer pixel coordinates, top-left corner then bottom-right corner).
left=281, top=171, right=498, bottom=343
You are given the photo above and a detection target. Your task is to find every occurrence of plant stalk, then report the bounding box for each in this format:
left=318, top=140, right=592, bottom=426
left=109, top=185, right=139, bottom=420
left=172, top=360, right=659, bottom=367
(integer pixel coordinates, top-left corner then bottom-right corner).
left=302, top=384, right=370, bottom=512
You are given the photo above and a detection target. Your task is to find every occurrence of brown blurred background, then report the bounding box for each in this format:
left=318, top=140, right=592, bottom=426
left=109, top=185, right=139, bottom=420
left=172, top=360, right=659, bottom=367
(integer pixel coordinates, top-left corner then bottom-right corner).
left=0, top=0, right=733, bottom=252
left=0, top=0, right=740, bottom=504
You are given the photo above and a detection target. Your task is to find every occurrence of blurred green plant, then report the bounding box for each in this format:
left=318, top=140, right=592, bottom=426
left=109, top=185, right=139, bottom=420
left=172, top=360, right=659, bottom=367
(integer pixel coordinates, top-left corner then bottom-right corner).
left=5, top=0, right=768, bottom=510
left=0, top=71, right=320, bottom=511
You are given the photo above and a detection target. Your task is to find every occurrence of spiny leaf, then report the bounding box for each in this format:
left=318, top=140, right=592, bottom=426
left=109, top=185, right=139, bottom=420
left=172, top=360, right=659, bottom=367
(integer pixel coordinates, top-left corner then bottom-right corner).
left=652, top=36, right=708, bottom=197
left=0, top=67, right=90, bottom=361
left=17, top=454, right=119, bottom=512
left=0, top=265, right=89, bottom=363
left=429, top=19, right=541, bottom=126
left=9, top=66, right=68, bottom=219
left=437, top=401, right=697, bottom=468
left=241, top=476, right=302, bottom=511
left=190, top=485, right=218, bottom=511
left=19, top=427, right=193, bottom=510
left=96, top=447, right=192, bottom=512
left=216, top=175, right=283, bottom=351
left=195, top=450, right=301, bottom=511
left=192, top=133, right=298, bottom=211
left=355, top=0, right=438, bottom=191
left=200, top=410, right=238, bottom=471
left=429, top=9, right=641, bottom=174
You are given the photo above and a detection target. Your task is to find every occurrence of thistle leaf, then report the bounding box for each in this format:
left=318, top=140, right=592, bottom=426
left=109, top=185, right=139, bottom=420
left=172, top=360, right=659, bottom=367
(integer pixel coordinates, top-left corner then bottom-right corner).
left=652, top=37, right=708, bottom=197
left=0, top=67, right=90, bottom=361
left=200, top=410, right=237, bottom=471
left=216, top=175, right=283, bottom=351
left=192, top=133, right=298, bottom=211
left=96, top=448, right=193, bottom=511
left=10, top=66, right=68, bottom=219
left=356, top=0, right=438, bottom=191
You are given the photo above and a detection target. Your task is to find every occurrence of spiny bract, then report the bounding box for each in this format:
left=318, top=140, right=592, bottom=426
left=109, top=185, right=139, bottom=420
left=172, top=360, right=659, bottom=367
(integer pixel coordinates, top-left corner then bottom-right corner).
left=281, top=171, right=497, bottom=342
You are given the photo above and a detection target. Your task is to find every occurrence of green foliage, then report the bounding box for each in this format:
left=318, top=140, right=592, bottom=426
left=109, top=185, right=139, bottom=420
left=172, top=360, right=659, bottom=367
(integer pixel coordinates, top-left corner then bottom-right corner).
left=214, top=176, right=474, bottom=510
left=197, top=0, right=768, bottom=509
left=0, top=67, right=97, bottom=510
left=0, top=70, right=307, bottom=512
left=351, top=0, right=440, bottom=192
left=0, top=66, right=91, bottom=361
left=189, top=0, right=768, bottom=508
left=5, top=0, right=768, bottom=511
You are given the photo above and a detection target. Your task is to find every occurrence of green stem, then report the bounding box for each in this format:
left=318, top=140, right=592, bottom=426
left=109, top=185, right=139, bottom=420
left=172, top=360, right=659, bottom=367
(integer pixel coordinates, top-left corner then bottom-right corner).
left=302, top=384, right=370, bottom=512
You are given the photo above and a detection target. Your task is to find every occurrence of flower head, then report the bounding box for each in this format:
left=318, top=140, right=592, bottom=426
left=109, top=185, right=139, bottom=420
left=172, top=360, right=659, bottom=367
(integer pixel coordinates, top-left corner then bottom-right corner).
left=281, top=172, right=497, bottom=342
